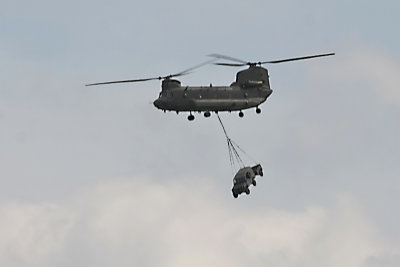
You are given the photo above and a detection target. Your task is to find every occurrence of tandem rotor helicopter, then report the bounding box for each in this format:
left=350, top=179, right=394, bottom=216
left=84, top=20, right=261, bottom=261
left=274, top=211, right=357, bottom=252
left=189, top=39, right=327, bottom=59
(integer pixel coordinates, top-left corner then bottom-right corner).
left=86, top=53, right=334, bottom=121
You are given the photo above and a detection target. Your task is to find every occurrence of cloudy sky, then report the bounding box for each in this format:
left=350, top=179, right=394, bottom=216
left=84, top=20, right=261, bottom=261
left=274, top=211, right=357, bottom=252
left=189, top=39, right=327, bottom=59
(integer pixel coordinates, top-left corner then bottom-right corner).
left=1, top=0, right=399, bottom=266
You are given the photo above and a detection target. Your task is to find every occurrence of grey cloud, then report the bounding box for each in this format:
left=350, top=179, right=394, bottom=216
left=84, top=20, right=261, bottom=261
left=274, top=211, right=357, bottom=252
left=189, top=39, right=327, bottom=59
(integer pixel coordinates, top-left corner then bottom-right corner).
left=363, top=253, right=400, bottom=267
left=0, top=178, right=395, bottom=267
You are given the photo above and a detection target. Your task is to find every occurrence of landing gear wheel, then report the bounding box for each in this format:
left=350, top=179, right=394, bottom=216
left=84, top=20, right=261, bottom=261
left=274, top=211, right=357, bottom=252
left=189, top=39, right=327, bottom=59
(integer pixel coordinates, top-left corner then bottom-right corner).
left=188, top=114, right=195, bottom=121
left=232, top=189, right=238, bottom=198
left=252, top=180, right=257, bottom=186
left=204, top=111, right=211, bottom=118
left=256, top=107, right=261, bottom=114
left=245, top=188, right=250, bottom=195
left=239, top=111, right=244, bottom=118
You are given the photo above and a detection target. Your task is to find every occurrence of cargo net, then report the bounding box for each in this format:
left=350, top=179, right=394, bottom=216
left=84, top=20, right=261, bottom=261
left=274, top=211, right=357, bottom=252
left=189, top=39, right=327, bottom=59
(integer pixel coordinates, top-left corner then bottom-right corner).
left=217, top=114, right=257, bottom=172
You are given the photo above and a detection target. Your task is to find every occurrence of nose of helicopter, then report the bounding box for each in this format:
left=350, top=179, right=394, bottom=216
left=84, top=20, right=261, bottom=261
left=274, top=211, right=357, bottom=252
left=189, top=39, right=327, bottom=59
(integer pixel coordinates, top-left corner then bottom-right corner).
left=153, top=98, right=164, bottom=109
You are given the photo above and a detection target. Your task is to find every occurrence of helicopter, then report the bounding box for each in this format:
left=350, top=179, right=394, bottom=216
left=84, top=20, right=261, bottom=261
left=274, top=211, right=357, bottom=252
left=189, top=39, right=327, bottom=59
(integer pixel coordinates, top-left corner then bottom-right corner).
left=86, top=53, right=334, bottom=121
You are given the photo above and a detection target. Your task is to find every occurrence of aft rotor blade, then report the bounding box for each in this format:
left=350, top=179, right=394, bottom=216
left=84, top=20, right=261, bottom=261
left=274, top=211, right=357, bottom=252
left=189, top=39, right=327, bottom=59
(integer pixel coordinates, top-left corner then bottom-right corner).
left=86, top=77, right=160, bottom=86
left=208, top=53, right=248, bottom=64
left=261, top=53, right=335, bottom=64
left=172, top=58, right=217, bottom=77
left=215, top=62, right=247, bottom=67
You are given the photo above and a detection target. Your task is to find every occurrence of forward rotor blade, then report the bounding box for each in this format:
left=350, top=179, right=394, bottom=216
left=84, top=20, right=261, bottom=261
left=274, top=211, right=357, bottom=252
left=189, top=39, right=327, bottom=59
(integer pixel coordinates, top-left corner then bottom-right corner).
left=86, top=59, right=215, bottom=87
left=260, top=53, right=335, bottom=64
left=208, top=53, right=248, bottom=64
left=86, top=77, right=160, bottom=86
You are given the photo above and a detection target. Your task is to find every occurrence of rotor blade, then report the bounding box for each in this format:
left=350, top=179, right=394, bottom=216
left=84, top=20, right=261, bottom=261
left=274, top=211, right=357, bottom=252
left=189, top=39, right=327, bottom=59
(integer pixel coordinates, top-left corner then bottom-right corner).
left=214, top=62, right=247, bottom=67
left=86, top=59, right=215, bottom=86
left=172, top=58, right=217, bottom=77
left=208, top=53, right=248, bottom=64
left=85, top=77, right=160, bottom=86
left=260, top=53, right=335, bottom=64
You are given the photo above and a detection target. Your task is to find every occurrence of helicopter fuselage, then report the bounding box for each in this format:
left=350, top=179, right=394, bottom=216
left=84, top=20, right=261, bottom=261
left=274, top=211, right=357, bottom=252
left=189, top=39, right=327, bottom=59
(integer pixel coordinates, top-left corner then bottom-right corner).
left=153, top=82, right=272, bottom=112
left=153, top=65, right=273, bottom=114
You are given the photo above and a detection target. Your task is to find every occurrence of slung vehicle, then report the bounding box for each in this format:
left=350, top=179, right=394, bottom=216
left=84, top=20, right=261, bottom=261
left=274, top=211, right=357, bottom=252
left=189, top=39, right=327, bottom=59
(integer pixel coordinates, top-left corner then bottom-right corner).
left=232, top=164, right=264, bottom=198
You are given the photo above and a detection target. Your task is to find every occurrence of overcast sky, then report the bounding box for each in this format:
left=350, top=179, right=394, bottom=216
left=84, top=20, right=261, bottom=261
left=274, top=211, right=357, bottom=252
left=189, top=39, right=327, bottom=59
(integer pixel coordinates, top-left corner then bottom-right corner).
left=1, top=0, right=399, bottom=266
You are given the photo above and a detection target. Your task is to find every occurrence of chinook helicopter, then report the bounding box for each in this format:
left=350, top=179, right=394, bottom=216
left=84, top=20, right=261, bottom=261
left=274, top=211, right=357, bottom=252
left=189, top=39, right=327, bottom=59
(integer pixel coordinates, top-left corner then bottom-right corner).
left=86, top=53, right=334, bottom=121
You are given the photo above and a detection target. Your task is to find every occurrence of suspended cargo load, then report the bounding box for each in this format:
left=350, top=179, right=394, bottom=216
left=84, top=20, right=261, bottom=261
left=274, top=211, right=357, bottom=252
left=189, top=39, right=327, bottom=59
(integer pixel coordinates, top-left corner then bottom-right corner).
left=232, top=164, right=263, bottom=198
left=217, top=114, right=264, bottom=198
